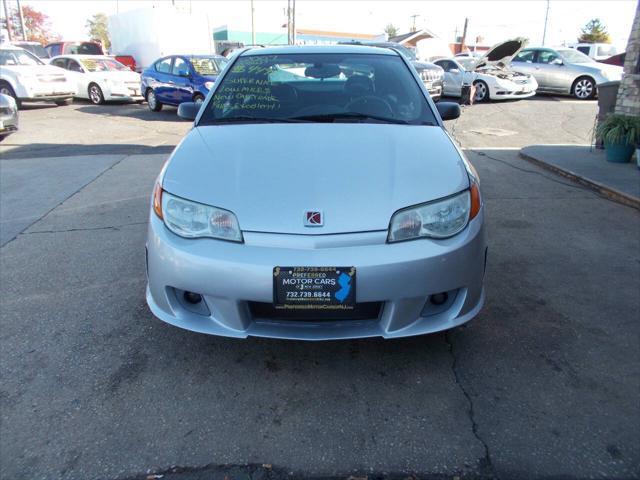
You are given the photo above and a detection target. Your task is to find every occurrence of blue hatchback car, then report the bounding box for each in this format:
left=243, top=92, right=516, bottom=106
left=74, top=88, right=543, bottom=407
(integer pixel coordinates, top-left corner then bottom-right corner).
left=141, top=54, right=228, bottom=112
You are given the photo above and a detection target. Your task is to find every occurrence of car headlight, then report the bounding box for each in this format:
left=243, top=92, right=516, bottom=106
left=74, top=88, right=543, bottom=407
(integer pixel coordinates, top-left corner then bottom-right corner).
left=204, top=81, right=215, bottom=90
left=154, top=186, right=243, bottom=242
left=387, top=185, right=481, bottom=242
left=599, top=69, right=610, bottom=80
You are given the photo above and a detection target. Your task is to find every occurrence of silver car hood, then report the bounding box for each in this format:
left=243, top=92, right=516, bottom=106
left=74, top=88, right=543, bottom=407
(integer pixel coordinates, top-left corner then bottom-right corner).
left=162, top=124, right=469, bottom=235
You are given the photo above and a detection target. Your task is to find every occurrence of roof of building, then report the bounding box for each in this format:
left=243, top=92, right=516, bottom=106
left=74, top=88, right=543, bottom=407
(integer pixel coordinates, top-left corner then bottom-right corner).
left=294, top=28, right=379, bottom=40
left=389, top=29, right=437, bottom=45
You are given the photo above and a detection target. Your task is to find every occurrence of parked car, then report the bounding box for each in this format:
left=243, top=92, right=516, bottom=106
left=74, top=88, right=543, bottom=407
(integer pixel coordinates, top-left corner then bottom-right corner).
left=600, top=52, right=626, bottom=67
left=145, top=45, right=486, bottom=340
left=455, top=51, right=483, bottom=58
left=141, top=54, right=229, bottom=111
left=511, top=47, right=623, bottom=99
left=0, top=93, right=18, bottom=141
left=569, top=43, right=617, bottom=61
left=50, top=55, right=143, bottom=104
left=434, top=40, right=538, bottom=102
left=45, top=41, right=104, bottom=57
left=339, top=41, right=444, bottom=101
left=114, top=54, right=137, bottom=72
left=0, top=46, right=76, bottom=107
left=9, top=41, right=49, bottom=59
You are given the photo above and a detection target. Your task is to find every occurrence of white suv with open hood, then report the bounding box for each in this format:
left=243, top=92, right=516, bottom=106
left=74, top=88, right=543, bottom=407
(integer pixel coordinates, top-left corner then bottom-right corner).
left=435, top=39, right=538, bottom=102
left=0, top=45, right=76, bottom=108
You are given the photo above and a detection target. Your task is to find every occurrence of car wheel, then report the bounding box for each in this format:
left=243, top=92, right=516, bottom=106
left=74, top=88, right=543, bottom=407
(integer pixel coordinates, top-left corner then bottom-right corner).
left=0, top=82, right=21, bottom=109
left=572, top=76, right=596, bottom=100
left=88, top=83, right=105, bottom=105
left=193, top=93, right=205, bottom=105
left=147, top=89, right=162, bottom=112
left=54, top=98, right=73, bottom=106
left=473, top=80, right=489, bottom=102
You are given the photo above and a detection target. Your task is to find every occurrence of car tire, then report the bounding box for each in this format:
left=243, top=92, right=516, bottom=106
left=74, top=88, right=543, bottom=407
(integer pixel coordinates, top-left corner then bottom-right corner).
left=147, top=89, right=162, bottom=112
left=473, top=80, right=490, bottom=102
left=54, top=98, right=73, bottom=106
left=88, top=83, right=105, bottom=105
left=0, top=82, right=21, bottom=109
left=193, top=93, right=205, bottom=105
left=572, top=76, right=596, bottom=100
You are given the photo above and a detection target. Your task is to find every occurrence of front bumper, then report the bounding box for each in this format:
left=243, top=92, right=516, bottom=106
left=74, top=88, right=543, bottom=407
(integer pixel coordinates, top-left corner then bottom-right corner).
left=106, top=85, right=144, bottom=102
left=146, top=210, right=487, bottom=340
left=0, top=111, right=18, bottom=137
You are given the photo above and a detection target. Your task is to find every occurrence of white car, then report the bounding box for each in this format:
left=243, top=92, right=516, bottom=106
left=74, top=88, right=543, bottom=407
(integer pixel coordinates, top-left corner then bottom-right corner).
left=0, top=46, right=76, bottom=107
left=49, top=54, right=143, bottom=104
left=435, top=39, right=538, bottom=102
left=569, top=43, right=617, bottom=61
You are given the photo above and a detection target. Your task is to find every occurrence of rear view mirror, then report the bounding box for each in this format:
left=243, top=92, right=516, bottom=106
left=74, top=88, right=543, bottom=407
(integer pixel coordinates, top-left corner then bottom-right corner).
left=177, top=102, right=200, bottom=120
left=436, top=102, right=461, bottom=121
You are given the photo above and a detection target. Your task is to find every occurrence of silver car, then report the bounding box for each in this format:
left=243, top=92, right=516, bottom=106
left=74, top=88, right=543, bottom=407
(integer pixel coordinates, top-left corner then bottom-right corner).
left=146, top=45, right=487, bottom=340
left=511, top=47, right=622, bottom=99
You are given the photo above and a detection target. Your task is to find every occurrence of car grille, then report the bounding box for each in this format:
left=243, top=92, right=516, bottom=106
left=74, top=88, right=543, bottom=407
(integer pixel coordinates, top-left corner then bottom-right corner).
left=248, top=301, right=383, bottom=322
left=420, top=69, right=443, bottom=82
left=37, top=74, right=67, bottom=83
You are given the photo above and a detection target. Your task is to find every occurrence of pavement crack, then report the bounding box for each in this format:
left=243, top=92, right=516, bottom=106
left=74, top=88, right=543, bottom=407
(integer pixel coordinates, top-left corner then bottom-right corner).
left=445, top=331, right=498, bottom=479
left=24, top=221, right=147, bottom=235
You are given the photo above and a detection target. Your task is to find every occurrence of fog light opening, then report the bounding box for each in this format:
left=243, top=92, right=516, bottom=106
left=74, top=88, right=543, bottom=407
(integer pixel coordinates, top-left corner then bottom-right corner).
left=430, top=292, right=448, bottom=306
left=184, top=291, right=202, bottom=304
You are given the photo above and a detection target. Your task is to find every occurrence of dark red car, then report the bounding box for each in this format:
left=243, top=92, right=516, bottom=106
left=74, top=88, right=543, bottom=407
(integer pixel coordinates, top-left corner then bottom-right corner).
left=600, top=52, right=625, bottom=67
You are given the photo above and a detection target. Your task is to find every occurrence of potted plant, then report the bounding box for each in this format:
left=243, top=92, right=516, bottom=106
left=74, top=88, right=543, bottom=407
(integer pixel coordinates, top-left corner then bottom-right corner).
left=597, top=114, right=640, bottom=163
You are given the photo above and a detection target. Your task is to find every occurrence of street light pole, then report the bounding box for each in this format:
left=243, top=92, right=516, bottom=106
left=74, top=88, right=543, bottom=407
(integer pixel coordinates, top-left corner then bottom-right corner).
left=250, top=0, right=255, bottom=45
left=2, top=0, right=13, bottom=41
left=291, top=0, right=295, bottom=45
left=542, top=0, right=550, bottom=45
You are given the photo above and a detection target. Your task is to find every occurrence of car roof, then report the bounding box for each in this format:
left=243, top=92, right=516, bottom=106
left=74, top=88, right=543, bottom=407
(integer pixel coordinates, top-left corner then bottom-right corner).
left=52, top=54, right=112, bottom=59
left=239, top=44, right=397, bottom=56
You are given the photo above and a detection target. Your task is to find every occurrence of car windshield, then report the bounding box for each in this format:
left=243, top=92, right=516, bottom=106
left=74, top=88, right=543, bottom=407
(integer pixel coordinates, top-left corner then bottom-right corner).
left=457, top=58, right=476, bottom=71
left=559, top=49, right=595, bottom=63
left=0, top=48, right=44, bottom=66
left=191, top=56, right=228, bottom=75
left=199, top=52, right=437, bottom=126
left=80, top=58, right=129, bottom=72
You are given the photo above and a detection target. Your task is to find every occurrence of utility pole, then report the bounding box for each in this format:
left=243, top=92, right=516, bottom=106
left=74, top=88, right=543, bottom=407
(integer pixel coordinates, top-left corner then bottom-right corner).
left=3, top=0, right=13, bottom=41
left=542, top=0, right=550, bottom=45
left=16, top=0, right=25, bottom=40
left=410, top=14, right=420, bottom=32
left=286, top=0, right=291, bottom=45
left=291, top=0, right=295, bottom=45
left=460, top=17, right=468, bottom=52
left=250, top=0, right=255, bottom=44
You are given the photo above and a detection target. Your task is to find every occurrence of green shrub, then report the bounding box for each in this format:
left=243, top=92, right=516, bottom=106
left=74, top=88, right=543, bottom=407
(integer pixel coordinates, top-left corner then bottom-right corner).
left=597, top=114, right=640, bottom=146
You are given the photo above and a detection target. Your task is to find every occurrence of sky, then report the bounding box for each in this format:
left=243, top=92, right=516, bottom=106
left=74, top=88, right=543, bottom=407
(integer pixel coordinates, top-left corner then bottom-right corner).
left=18, top=0, right=639, bottom=50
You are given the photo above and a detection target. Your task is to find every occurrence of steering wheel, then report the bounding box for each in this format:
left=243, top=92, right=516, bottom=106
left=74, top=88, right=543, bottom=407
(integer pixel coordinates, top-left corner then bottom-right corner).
left=345, top=95, right=394, bottom=117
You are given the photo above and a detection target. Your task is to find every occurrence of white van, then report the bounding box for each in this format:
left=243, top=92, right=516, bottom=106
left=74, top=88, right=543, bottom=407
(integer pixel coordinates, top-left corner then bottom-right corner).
left=569, top=43, right=617, bottom=61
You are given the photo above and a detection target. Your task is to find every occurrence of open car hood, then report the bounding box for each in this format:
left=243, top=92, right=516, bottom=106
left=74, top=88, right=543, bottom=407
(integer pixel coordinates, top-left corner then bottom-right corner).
left=474, top=39, right=526, bottom=70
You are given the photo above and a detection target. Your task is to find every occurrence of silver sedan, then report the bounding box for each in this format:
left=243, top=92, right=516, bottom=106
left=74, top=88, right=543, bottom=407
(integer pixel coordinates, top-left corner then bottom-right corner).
left=146, top=45, right=487, bottom=340
left=511, top=47, right=622, bottom=99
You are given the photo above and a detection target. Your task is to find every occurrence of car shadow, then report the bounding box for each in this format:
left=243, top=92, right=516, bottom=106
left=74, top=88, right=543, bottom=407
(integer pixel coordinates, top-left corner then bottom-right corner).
left=74, top=100, right=186, bottom=122
left=0, top=142, right=176, bottom=159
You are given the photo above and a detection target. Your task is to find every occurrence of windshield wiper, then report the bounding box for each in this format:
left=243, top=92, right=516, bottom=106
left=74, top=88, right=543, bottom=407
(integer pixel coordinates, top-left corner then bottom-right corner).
left=291, top=112, right=433, bottom=125
left=211, top=115, right=311, bottom=124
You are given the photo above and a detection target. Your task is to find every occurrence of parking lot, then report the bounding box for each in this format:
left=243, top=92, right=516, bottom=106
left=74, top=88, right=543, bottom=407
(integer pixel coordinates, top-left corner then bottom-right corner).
left=1, top=96, right=639, bottom=480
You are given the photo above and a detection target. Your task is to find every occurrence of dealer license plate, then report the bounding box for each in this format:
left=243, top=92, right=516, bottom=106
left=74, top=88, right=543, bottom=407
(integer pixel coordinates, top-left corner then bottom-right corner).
left=273, top=266, right=356, bottom=310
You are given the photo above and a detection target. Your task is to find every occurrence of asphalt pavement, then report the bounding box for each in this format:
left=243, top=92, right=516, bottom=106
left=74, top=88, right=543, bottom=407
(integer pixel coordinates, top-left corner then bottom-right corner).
left=0, top=96, right=638, bottom=480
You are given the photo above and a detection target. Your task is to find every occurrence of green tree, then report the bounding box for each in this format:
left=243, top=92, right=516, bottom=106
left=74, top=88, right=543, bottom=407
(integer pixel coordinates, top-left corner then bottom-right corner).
left=86, top=13, right=110, bottom=50
left=578, top=18, right=611, bottom=43
left=384, top=23, right=398, bottom=38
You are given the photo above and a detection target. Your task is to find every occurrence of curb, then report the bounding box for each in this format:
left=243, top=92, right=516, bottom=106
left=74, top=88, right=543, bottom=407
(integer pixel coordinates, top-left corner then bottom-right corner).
left=519, top=151, right=640, bottom=211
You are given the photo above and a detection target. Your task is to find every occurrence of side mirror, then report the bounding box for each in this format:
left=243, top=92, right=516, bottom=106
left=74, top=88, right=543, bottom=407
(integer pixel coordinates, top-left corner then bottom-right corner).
left=551, top=58, right=563, bottom=66
left=449, top=68, right=460, bottom=74
left=436, top=101, right=461, bottom=121
left=177, top=102, right=200, bottom=120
